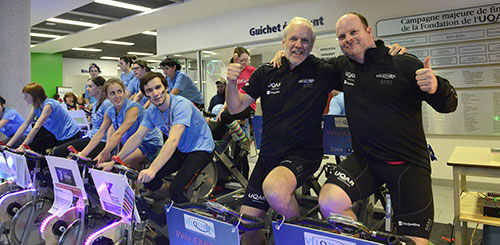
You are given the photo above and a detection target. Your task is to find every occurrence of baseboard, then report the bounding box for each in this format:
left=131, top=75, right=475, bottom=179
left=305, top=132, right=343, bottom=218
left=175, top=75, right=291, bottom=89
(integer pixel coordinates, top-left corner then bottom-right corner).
left=433, top=178, right=500, bottom=191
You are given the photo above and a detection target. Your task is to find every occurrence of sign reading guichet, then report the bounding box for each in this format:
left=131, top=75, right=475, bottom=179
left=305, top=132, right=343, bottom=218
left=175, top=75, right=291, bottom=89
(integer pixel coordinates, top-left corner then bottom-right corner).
left=249, top=16, right=325, bottom=37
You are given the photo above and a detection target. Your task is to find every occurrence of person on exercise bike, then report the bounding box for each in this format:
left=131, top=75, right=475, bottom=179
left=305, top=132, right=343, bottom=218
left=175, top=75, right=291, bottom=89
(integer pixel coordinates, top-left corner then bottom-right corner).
left=317, top=13, right=458, bottom=245
left=97, top=72, right=214, bottom=204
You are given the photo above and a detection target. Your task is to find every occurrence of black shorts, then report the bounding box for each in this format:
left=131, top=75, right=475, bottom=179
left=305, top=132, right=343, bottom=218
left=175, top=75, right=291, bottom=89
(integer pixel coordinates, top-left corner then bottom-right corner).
left=242, top=146, right=323, bottom=211
left=325, top=152, right=434, bottom=239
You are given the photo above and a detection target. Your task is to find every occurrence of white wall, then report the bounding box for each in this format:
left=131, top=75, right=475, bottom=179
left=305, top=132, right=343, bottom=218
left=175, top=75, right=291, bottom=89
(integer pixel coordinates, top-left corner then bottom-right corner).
left=157, top=0, right=500, bottom=182
left=62, top=58, right=120, bottom=96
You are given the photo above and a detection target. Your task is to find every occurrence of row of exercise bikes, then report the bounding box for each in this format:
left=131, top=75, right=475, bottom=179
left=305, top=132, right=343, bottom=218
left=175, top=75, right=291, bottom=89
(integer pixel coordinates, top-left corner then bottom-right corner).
left=0, top=115, right=416, bottom=244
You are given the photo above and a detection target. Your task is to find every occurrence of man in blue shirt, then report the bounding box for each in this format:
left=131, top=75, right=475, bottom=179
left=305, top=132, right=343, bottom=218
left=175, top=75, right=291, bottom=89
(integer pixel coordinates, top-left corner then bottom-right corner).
left=101, top=72, right=214, bottom=203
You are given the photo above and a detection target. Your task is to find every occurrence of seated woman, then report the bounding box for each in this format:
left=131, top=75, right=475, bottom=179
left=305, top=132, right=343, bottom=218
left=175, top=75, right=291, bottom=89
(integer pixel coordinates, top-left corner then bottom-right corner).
left=80, top=78, right=163, bottom=170
left=0, top=96, right=31, bottom=147
left=63, top=92, right=79, bottom=111
left=160, top=58, right=204, bottom=109
left=128, top=59, right=151, bottom=107
left=52, top=77, right=113, bottom=158
left=7, top=82, right=81, bottom=153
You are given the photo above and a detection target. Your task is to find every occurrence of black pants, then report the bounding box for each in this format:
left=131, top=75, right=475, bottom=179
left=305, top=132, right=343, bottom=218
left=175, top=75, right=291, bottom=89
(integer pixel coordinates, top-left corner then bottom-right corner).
left=52, top=137, right=106, bottom=159
left=144, top=150, right=213, bottom=203
left=29, top=127, right=82, bottom=154
left=211, top=106, right=253, bottom=140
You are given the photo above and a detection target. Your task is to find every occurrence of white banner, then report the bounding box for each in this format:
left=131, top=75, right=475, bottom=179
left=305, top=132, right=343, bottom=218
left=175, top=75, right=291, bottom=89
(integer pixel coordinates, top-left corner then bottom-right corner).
left=377, top=4, right=500, bottom=36
left=46, top=156, right=87, bottom=199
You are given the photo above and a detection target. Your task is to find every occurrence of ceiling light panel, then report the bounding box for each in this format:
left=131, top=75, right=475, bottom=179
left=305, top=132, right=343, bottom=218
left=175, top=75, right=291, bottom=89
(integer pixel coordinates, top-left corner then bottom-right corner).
left=57, top=13, right=112, bottom=25
left=127, top=51, right=154, bottom=56
left=30, top=33, right=62, bottom=38
left=103, top=40, right=135, bottom=45
left=101, top=56, right=120, bottom=60
left=72, top=47, right=102, bottom=52
left=47, top=18, right=100, bottom=27
left=94, top=0, right=152, bottom=12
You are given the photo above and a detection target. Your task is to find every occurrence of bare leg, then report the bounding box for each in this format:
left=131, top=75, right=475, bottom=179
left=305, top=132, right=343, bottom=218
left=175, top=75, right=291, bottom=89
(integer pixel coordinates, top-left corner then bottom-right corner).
left=240, top=205, right=266, bottom=245
left=262, top=166, right=300, bottom=218
left=318, top=183, right=356, bottom=220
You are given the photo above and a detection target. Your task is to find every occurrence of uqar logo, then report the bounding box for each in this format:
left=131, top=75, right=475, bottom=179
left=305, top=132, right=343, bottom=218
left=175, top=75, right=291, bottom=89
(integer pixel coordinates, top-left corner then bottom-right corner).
left=184, top=214, right=215, bottom=238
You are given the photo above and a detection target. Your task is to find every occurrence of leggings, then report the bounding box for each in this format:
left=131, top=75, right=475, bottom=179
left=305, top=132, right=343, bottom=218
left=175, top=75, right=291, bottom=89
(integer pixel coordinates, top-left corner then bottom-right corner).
left=211, top=106, right=254, bottom=140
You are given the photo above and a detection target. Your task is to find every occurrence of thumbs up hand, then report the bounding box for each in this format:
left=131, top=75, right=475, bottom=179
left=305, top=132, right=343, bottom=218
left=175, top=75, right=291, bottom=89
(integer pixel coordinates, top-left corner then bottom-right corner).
left=415, top=56, right=438, bottom=94
left=227, top=53, right=243, bottom=84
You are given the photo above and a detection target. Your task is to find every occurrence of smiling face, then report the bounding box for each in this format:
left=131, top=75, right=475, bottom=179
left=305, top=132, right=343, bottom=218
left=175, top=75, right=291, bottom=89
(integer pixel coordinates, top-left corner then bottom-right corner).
left=132, top=64, right=146, bottom=79
left=89, top=66, right=99, bottom=77
left=335, top=14, right=376, bottom=63
left=106, top=82, right=125, bottom=108
left=237, top=53, right=249, bottom=69
left=64, top=96, right=74, bottom=104
left=282, top=21, right=314, bottom=69
left=143, top=77, right=168, bottom=108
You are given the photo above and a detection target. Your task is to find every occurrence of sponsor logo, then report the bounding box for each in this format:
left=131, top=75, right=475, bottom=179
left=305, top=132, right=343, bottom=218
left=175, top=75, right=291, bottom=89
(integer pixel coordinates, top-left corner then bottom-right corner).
left=266, top=82, right=281, bottom=95
left=398, top=220, right=421, bottom=227
left=334, top=171, right=354, bottom=187
left=376, top=73, right=396, bottom=80
left=248, top=193, right=266, bottom=203
left=376, top=73, right=396, bottom=86
left=343, top=80, right=355, bottom=86
left=345, top=71, right=356, bottom=80
left=298, top=78, right=314, bottom=84
left=304, top=231, right=356, bottom=245
left=334, top=117, right=349, bottom=128
left=184, top=214, right=215, bottom=238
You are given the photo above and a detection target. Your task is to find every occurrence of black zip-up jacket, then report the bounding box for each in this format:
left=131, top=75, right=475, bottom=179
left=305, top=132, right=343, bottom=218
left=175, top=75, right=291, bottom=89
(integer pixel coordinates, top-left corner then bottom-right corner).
left=329, top=40, right=458, bottom=170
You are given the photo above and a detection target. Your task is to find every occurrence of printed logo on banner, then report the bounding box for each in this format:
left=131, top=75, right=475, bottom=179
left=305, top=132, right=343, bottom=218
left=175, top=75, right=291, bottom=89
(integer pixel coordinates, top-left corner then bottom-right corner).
left=184, top=214, right=216, bottom=238
left=304, top=231, right=356, bottom=245
left=121, top=185, right=134, bottom=219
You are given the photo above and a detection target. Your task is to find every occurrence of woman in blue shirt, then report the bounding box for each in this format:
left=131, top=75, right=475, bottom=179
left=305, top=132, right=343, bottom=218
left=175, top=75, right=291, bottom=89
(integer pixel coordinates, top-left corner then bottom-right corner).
left=160, top=58, right=204, bottom=109
left=0, top=96, right=30, bottom=147
left=80, top=78, right=163, bottom=170
left=119, top=55, right=139, bottom=89
left=8, top=82, right=81, bottom=153
left=52, top=76, right=113, bottom=158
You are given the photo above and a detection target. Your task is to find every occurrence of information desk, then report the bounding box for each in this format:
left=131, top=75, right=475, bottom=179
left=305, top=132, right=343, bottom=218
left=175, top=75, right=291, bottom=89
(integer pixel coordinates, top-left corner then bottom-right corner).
left=447, top=146, right=500, bottom=245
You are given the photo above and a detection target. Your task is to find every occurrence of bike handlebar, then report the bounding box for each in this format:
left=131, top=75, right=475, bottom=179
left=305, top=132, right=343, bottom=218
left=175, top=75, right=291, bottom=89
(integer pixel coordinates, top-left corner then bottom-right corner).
left=176, top=201, right=266, bottom=231
left=111, top=162, right=139, bottom=181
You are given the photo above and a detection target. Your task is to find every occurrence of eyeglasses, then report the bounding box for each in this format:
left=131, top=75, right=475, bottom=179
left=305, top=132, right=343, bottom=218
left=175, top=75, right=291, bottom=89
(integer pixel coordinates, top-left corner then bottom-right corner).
left=131, top=66, right=142, bottom=71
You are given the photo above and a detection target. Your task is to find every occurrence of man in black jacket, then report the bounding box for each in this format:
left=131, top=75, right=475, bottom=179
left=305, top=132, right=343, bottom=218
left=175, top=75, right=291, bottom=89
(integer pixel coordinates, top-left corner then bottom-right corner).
left=318, top=13, right=457, bottom=245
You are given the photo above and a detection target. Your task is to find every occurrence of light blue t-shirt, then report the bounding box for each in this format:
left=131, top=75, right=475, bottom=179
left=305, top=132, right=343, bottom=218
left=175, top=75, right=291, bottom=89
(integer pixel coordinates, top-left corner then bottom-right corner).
left=35, top=99, right=80, bottom=141
left=105, top=98, right=162, bottom=146
left=328, top=92, right=345, bottom=115
left=0, top=108, right=30, bottom=137
left=120, top=71, right=136, bottom=88
left=167, top=71, right=204, bottom=105
left=126, top=77, right=148, bottom=106
left=89, top=99, right=113, bottom=141
left=141, top=95, right=214, bottom=153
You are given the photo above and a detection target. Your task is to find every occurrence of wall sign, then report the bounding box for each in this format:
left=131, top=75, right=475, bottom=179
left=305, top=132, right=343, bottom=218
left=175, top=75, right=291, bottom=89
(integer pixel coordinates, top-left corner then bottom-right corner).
left=248, top=16, right=325, bottom=37
left=377, top=4, right=500, bottom=36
